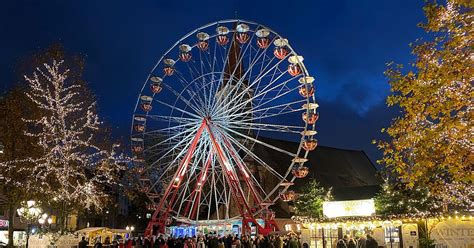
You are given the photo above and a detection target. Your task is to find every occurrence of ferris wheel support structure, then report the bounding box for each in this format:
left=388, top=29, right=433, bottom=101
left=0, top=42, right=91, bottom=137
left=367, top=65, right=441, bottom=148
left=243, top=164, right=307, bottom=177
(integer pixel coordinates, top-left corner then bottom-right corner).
left=131, top=19, right=319, bottom=237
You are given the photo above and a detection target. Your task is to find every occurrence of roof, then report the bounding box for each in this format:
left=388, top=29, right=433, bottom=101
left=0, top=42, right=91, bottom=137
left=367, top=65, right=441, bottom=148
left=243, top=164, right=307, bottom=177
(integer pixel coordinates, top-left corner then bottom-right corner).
left=250, top=137, right=381, bottom=218
left=331, top=185, right=381, bottom=201
left=254, top=137, right=381, bottom=189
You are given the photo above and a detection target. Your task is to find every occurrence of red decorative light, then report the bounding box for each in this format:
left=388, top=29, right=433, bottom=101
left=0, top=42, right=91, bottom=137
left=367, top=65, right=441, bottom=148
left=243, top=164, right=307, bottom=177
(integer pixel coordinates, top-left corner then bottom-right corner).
left=134, top=124, right=145, bottom=132
left=236, top=32, right=250, bottom=44
left=217, top=35, right=229, bottom=46
left=197, top=41, right=209, bottom=51
left=179, top=52, right=192, bottom=62
left=299, top=85, right=314, bottom=97
left=302, top=112, right=319, bottom=124
left=274, top=47, right=288, bottom=60
left=141, top=103, right=152, bottom=112
left=280, top=190, right=296, bottom=202
left=302, top=139, right=318, bottom=151
left=257, top=37, right=270, bottom=49
left=151, top=83, right=162, bottom=94
left=140, top=186, right=149, bottom=193
left=132, top=146, right=143, bottom=154
left=136, top=167, right=145, bottom=174
left=163, top=66, right=174, bottom=76
left=292, top=166, right=309, bottom=178
left=288, top=64, right=302, bottom=76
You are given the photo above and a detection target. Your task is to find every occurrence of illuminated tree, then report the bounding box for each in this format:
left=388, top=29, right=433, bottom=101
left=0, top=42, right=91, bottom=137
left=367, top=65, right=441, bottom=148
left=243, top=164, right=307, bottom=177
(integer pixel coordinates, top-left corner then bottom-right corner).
left=0, top=87, right=42, bottom=248
left=374, top=178, right=439, bottom=216
left=378, top=0, right=473, bottom=207
left=293, top=179, right=332, bottom=218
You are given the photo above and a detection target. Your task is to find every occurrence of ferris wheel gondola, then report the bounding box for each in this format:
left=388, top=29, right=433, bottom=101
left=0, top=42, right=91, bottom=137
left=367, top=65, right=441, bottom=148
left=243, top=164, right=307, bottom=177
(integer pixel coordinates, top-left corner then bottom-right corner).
left=131, top=19, right=319, bottom=236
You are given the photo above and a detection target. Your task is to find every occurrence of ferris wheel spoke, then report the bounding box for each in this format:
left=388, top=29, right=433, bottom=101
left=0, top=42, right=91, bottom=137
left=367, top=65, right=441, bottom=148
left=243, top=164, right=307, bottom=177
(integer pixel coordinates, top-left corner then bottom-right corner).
left=225, top=98, right=306, bottom=122
left=143, top=125, right=199, bottom=152
left=218, top=130, right=285, bottom=182
left=219, top=132, right=268, bottom=202
left=218, top=73, right=294, bottom=119
left=216, top=123, right=297, bottom=157
left=146, top=128, right=199, bottom=173
left=162, top=82, right=205, bottom=117
left=146, top=114, right=197, bottom=124
left=214, top=53, right=290, bottom=117
left=225, top=123, right=303, bottom=134
left=241, top=107, right=305, bottom=125
left=172, top=71, right=208, bottom=115
left=154, top=98, right=202, bottom=119
left=210, top=35, right=260, bottom=113
left=218, top=27, right=276, bottom=105
left=211, top=40, right=273, bottom=116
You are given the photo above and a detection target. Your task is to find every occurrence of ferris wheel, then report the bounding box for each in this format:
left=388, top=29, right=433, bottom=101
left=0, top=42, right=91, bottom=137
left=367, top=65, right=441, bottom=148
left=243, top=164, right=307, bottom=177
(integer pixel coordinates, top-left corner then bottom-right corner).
left=131, top=19, right=319, bottom=235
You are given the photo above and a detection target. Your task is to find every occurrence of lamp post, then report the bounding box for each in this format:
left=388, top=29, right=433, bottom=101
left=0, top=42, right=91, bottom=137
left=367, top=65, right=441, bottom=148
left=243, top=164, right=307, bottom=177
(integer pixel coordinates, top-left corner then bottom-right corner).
left=17, top=200, right=42, bottom=248
left=126, top=226, right=135, bottom=238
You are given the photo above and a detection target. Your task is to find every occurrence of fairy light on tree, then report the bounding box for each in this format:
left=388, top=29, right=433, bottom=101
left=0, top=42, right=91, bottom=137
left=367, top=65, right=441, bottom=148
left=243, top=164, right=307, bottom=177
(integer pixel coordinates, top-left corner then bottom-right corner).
left=377, top=0, right=473, bottom=209
left=19, top=58, right=125, bottom=230
left=17, top=200, right=43, bottom=248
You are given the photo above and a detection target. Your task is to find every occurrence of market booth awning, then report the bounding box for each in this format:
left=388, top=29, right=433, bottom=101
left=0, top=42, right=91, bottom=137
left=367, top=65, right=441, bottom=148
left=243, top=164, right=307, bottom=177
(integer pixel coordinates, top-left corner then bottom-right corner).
left=76, top=227, right=131, bottom=244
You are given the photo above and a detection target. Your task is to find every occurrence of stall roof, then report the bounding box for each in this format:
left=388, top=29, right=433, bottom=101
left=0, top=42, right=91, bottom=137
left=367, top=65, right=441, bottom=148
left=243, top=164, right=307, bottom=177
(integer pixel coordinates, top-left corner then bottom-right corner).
left=76, top=227, right=105, bottom=233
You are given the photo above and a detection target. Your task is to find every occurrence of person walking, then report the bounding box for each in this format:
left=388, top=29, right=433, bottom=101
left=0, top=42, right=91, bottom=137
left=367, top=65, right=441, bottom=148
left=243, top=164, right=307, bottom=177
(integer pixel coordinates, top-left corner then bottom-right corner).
left=357, top=236, right=366, bottom=248
left=365, top=235, right=378, bottom=248
left=79, top=237, right=88, bottom=248
left=347, top=239, right=357, bottom=248
left=336, top=239, right=347, bottom=248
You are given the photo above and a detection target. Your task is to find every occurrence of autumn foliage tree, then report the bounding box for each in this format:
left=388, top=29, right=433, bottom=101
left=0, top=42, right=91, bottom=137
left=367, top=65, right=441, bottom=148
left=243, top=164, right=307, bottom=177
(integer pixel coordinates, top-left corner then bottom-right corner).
left=378, top=0, right=473, bottom=210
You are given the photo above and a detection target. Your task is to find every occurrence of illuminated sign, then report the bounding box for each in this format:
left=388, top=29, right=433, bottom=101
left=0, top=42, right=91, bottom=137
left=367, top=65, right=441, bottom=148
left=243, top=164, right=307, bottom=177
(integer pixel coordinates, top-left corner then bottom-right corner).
left=0, top=219, right=8, bottom=228
left=323, top=199, right=375, bottom=218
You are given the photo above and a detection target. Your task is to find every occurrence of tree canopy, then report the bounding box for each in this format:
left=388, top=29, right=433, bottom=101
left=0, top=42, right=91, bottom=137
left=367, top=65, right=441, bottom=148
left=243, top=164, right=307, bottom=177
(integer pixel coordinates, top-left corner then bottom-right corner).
left=378, top=0, right=473, bottom=208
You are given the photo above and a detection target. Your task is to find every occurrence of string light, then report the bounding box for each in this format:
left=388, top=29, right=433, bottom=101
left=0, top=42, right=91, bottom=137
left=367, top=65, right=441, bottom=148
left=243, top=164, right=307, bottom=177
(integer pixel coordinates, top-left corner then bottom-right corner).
left=0, top=60, right=127, bottom=210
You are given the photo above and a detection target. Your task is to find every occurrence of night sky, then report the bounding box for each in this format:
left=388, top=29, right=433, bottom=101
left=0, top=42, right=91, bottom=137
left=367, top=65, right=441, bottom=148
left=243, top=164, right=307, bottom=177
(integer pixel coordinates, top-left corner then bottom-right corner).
left=0, top=0, right=426, bottom=164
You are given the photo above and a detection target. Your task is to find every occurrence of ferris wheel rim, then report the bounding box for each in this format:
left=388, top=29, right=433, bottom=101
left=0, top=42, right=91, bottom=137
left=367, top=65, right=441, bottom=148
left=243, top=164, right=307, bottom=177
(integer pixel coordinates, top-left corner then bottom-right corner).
left=131, top=19, right=318, bottom=223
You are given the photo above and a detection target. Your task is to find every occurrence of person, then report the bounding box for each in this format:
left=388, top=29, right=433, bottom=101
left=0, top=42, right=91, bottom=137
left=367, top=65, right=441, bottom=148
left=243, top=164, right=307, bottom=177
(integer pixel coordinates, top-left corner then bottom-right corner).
left=275, top=235, right=283, bottom=248
left=357, top=236, right=366, bottom=248
left=104, top=237, right=111, bottom=248
left=225, top=235, right=233, bottom=248
left=343, top=235, right=350, bottom=245
left=287, top=236, right=298, bottom=248
left=365, top=235, right=378, bottom=248
left=217, top=239, right=225, bottom=248
left=210, top=236, right=219, bottom=248
left=95, top=240, right=103, bottom=248
left=336, top=239, right=347, bottom=248
left=79, top=237, right=88, bottom=248
left=126, top=239, right=133, bottom=248
left=347, top=239, right=357, bottom=248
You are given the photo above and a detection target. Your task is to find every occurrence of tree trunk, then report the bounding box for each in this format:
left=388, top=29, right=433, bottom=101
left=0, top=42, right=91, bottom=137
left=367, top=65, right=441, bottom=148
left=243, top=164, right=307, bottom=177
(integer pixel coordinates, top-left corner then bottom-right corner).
left=7, top=204, right=14, bottom=248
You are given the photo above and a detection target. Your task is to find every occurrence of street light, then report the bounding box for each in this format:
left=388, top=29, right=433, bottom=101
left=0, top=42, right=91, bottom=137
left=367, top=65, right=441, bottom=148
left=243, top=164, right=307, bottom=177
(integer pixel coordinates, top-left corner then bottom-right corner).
left=17, top=200, right=42, bottom=248
left=0, top=142, right=4, bottom=154
left=126, top=226, right=135, bottom=238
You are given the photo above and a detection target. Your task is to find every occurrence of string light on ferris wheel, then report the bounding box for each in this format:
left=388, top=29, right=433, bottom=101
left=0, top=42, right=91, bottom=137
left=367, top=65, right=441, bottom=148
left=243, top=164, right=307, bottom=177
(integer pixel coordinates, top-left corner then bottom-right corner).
left=131, top=19, right=319, bottom=235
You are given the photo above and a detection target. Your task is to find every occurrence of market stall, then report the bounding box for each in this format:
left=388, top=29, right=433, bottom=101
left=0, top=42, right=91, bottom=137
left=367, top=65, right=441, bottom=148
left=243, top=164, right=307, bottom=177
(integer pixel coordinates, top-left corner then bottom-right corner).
left=76, top=227, right=131, bottom=246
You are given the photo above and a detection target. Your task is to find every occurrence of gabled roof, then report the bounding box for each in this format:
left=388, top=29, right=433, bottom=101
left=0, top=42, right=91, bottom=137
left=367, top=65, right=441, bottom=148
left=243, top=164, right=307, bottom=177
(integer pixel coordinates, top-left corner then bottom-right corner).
left=254, top=137, right=380, bottom=190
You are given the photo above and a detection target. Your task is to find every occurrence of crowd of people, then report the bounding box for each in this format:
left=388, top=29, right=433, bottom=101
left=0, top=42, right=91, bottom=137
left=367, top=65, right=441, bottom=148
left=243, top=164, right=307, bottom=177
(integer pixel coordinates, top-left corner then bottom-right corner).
left=335, top=234, right=378, bottom=248
left=81, top=233, right=305, bottom=248
left=79, top=232, right=379, bottom=248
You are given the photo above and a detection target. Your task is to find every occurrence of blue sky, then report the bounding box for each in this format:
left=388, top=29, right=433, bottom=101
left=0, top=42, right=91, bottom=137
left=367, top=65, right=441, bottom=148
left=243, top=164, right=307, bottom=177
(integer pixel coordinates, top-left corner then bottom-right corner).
left=0, top=0, right=426, bottom=163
